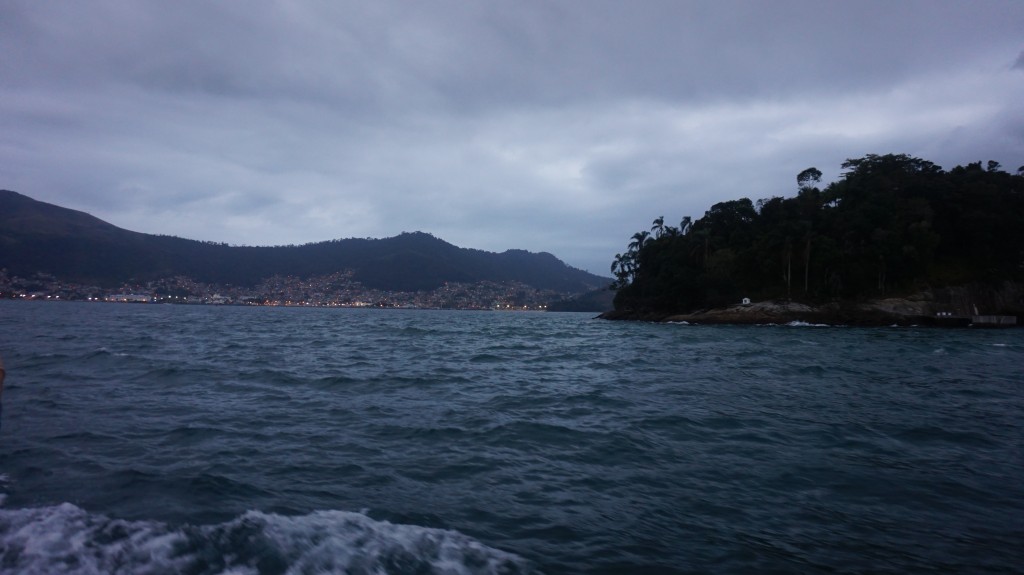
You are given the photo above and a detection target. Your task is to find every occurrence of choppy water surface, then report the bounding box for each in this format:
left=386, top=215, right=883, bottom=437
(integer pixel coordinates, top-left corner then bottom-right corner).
left=0, top=302, right=1021, bottom=574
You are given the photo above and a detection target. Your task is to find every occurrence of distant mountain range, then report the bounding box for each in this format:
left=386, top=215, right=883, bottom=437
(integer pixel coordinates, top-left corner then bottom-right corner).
left=0, top=190, right=610, bottom=293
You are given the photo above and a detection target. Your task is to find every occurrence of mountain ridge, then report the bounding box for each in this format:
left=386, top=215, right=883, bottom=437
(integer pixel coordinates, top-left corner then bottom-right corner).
left=0, top=190, right=609, bottom=293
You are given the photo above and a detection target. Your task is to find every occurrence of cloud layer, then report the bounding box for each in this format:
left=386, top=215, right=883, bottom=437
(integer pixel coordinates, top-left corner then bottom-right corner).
left=3, top=0, right=1023, bottom=274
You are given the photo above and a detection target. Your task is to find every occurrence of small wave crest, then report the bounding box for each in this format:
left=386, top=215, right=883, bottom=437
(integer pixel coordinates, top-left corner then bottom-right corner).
left=784, top=320, right=831, bottom=327
left=0, top=503, right=535, bottom=575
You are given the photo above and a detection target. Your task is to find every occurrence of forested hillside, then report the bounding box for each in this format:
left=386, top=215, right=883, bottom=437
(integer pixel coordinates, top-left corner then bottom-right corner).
left=0, top=190, right=607, bottom=293
left=611, top=154, right=1024, bottom=314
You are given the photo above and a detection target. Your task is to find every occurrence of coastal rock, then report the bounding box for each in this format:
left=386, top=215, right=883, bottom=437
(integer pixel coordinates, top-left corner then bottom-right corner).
left=863, top=297, right=932, bottom=316
left=600, top=282, right=1023, bottom=327
left=619, top=300, right=907, bottom=326
left=662, top=301, right=819, bottom=325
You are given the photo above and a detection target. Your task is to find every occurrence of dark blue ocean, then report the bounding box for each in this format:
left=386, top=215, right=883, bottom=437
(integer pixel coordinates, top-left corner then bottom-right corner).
left=0, top=302, right=1021, bottom=574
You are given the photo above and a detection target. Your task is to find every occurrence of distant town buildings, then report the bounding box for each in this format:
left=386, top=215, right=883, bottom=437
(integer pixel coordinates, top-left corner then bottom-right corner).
left=0, top=268, right=563, bottom=310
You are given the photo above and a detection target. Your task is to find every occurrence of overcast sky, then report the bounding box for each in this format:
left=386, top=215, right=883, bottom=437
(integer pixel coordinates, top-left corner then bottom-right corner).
left=3, top=1, right=1023, bottom=275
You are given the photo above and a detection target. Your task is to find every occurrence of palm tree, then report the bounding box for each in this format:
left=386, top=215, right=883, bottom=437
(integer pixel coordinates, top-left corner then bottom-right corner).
left=651, top=216, right=665, bottom=238
left=610, top=252, right=635, bottom=289
left=628, top=230, right=651, bottom=254
left=679, top=216, right=692, bottom=235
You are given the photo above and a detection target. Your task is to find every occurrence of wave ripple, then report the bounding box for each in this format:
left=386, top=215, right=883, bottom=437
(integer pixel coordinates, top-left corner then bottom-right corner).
left=1, top=304, right=1022, bottom=573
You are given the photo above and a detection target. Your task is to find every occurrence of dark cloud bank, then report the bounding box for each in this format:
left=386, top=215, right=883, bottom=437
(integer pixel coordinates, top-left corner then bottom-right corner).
left=2, top=0, right=1022, bottom=273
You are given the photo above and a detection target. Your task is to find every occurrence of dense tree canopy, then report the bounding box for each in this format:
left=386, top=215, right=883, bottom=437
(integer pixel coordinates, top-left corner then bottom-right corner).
left=612, top=154, right=1024, bottom=313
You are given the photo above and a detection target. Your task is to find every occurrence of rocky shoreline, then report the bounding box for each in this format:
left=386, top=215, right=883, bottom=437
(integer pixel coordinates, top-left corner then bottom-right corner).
left=599, top=284, right=1024, bottom=327
left=599, top=300, right=919, bottom=326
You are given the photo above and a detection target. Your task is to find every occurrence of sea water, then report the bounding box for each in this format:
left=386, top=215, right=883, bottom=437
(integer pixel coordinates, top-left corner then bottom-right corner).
left=0, top=301, right=1021, bottom=574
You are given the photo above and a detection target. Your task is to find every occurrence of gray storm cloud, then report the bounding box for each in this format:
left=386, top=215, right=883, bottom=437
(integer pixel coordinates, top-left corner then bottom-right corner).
left=2, top=0, right=1023, bottom=274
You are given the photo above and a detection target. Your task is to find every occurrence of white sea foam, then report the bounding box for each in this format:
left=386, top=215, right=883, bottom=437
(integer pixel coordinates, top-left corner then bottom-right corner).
left=756, top=321, right=836, bottom=327
left=0, top=503, right=534, bottom=575
left=784, top=321, right=830, bottom=327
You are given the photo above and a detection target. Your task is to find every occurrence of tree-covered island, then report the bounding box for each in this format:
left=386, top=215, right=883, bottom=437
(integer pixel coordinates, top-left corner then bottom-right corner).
left=604, top=154, right=1024, bottom=325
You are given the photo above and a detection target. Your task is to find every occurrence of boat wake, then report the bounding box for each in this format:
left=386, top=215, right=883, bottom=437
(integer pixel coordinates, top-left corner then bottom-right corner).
left=0, top=501, right=535, bottom=574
